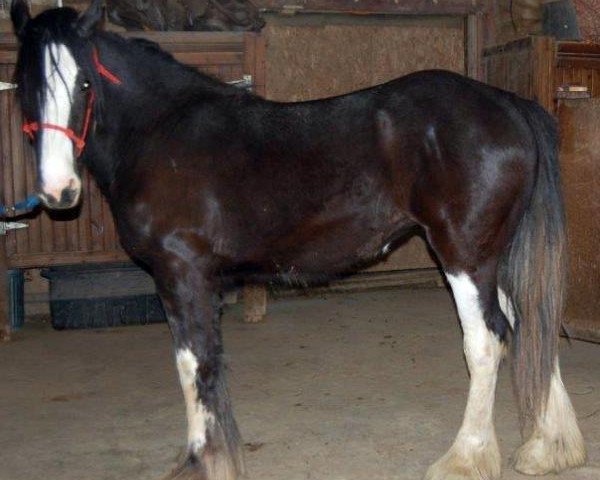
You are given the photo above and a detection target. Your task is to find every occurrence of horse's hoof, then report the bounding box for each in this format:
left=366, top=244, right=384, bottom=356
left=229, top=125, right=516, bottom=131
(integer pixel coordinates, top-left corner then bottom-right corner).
left=162, top=449, right=241, bottom=480
left=514, top=431, right=586, bottom=475
left=425, top=440, right=501, bottom=480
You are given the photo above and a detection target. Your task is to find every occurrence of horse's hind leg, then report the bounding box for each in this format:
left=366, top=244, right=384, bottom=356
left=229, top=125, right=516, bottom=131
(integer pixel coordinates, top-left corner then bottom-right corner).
left=156, top=260, right=243, bottom=480
left=498, top=291, right=586, bottom=475
left=425, top=265, right=506, bottom=480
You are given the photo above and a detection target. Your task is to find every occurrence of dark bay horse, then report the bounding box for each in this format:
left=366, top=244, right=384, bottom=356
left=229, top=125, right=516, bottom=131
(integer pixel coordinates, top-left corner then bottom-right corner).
left=10, top=1, right=586, bottom=478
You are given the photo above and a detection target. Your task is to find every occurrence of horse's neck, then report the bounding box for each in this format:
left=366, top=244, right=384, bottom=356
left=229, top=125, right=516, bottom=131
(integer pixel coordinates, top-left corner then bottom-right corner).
left=84, top=37, right=221, bottom=196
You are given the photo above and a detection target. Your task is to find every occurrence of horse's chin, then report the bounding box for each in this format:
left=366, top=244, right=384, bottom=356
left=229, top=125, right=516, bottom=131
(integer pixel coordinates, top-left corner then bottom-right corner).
left=40, top=190, right=81, bottom=210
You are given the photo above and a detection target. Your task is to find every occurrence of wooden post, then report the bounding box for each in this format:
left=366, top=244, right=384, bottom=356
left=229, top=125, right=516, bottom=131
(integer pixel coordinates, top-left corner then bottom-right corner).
left=466, top=12, right=485, bottom=81
left=242, top=33, right=268, bottom=323
left=0, top=235, right=10, bottom=341
left=243, top=285, right=267, bottom=323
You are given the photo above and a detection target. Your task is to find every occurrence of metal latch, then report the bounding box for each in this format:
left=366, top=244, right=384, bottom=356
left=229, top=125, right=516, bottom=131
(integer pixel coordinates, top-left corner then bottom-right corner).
left=0, top=221, right=29, bottom=235
left=228, top=75, right=253, bottom=91
left=281, top=5, right=303, bottom=15
left=0, top=82, right=17, bottom=91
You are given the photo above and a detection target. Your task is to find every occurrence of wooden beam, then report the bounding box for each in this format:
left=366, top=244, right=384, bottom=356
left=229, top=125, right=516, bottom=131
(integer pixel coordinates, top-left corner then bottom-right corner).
left=256, top=0, right=485, bottom=15
left=466, top=12, right=485, bottom=81
left=0, top=235, right=10, bottom=341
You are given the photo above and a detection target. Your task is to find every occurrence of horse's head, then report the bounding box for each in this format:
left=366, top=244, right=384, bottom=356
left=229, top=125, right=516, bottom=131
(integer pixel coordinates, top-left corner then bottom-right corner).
left=11, top=0, right=103, bottom=209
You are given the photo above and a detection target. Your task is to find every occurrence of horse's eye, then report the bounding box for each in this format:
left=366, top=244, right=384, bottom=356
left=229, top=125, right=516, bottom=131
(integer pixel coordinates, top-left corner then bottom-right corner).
left=81, top=81, right=91, bottom=91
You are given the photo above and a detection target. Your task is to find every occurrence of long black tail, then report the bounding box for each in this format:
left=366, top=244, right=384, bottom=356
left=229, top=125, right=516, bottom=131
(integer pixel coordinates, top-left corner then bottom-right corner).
left=498, top=99, right=567, bottom=425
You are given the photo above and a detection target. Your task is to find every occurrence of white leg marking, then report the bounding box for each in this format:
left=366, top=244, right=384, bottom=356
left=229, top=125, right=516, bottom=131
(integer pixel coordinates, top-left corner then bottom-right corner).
left=176, top=348, right=215, bottom=453
left=515, top=362, right=586, bottom=474
left=497, top=288, right=515, bottom=329
left=426, top=272, right=502, bottom=480
left=40, top=43, right=81, bottom=202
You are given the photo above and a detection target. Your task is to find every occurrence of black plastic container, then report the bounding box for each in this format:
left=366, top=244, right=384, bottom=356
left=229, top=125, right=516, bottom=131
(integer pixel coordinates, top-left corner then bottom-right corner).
left=42, top=263, right=166, bottom=330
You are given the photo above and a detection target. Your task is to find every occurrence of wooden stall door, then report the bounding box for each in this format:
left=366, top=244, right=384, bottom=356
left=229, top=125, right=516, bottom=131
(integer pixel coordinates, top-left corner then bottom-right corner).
left=559, top=99, right=600, bottom=342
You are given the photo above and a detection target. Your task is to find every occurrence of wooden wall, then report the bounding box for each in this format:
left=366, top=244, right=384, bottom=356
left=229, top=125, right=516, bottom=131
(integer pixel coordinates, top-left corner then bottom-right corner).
left=559, top=99, right=600, bottom=342
left=483, top=36, right=555, bottom=111
left=264, top=15, right=466, bottom=102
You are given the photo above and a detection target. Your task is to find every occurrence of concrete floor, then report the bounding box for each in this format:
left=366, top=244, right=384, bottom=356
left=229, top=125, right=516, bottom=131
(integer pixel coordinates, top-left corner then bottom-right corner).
left=0, top=288, right=598, bottom=480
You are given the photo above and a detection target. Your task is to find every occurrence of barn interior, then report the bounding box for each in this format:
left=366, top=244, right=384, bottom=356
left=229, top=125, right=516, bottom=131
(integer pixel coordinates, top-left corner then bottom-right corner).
left=0, top=1, right=599, bottom=479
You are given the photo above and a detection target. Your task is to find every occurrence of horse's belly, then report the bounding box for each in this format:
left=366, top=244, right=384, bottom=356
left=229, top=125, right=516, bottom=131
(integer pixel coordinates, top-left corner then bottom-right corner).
left=267, top=214, right=412, bottom=276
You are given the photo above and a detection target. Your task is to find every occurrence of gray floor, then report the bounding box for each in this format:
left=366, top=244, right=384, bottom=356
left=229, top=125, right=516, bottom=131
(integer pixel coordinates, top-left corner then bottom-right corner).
left=0, top=288, right=598, bottom=480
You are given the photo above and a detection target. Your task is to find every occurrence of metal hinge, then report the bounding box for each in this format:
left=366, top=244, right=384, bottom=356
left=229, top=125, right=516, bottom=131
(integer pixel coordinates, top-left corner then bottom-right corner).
left=0, top=221, right=29, bottom=235
left=228, top=74, right=253, bottom=91
left=0, top=82, right=18, bottom=91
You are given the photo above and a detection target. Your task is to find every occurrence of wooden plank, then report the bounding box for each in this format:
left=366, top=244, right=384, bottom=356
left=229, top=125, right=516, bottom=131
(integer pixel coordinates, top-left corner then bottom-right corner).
left=244, top=32, right=267, bottom=96
left=172, top=52, right=244, bottom=65
left=0, top=66, right=11, bottom=340
left=483, top=36, right=534, bottom=97
left=531, top=36, right=556, bottom=112
left=78, top=174, right=93, bottom=252
left=466, top=12, right=484, bottom=81
left=257, top=0, right=484, bottom=15
left=255, top=35, right=267, bottom=96
left=0, top=236, right=9, bottom=340
left=7, top=250, right=129, bottom=269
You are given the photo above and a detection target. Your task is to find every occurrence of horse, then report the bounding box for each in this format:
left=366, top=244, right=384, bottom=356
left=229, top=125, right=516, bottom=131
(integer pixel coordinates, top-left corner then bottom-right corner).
left=9, top=1, right=586, bottom=479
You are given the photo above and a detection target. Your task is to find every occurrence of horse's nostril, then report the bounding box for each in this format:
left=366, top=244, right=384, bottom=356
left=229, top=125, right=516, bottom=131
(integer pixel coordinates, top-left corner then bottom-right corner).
left=60, top=187, right=77, bottom=205
left=41, top=193, right=59, bottom=207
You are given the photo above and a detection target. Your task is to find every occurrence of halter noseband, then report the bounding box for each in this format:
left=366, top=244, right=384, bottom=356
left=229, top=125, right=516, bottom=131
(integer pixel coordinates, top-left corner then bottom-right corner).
left=22, top=47, right=121, bottom=158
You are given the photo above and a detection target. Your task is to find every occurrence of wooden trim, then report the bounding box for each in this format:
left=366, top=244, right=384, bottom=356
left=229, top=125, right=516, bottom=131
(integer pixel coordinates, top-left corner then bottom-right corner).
left=466, top=12, right=484, bottom=81
left=0, top=31, right=247, bottom=65
left=274, top=269, right=444, bottom=296
left=7, top=251, right=129, bottom=269
left=531, top=36, right=556, bottom=112
left=0, top=236, right=10, bottom=340
left=257, top=0, right=484, bottom=15
left=244, top=32, right=267, bottom=96
left=483, top=36, right=533, bottom=57
left=557, top=41, right=600, bottom=69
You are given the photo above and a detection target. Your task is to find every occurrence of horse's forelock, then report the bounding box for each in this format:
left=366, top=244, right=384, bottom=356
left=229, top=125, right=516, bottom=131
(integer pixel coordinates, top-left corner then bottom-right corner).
left=15, top=8, right=103, bottom=123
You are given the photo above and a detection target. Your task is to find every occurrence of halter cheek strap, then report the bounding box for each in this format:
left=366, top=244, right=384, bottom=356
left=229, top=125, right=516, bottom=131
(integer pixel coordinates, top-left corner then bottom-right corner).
left=22, top=47, right=121, bottom=157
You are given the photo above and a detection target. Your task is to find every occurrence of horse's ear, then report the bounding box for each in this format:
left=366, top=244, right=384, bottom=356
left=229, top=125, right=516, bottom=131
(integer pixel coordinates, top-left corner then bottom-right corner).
left=10, top=0, right=31, bottom=40
left=76, top=0, right=103, bottom=37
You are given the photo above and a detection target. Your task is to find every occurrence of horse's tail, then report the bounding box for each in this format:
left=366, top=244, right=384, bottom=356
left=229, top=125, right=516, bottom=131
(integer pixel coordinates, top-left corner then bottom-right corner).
left=498, top=99, right=567, bottom=425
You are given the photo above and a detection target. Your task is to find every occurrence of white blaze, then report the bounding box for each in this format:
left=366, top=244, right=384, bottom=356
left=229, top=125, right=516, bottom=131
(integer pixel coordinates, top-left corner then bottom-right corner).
left=40, top=43, right=81, bottom=202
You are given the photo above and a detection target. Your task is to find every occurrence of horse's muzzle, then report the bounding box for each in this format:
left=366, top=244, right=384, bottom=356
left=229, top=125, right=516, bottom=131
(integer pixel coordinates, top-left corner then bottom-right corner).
left=40, top=179, right=81, bottom=210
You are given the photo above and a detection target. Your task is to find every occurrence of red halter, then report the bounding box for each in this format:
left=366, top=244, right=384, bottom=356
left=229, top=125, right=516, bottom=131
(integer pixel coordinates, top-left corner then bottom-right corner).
left=22, top=47, right=121, bottom=158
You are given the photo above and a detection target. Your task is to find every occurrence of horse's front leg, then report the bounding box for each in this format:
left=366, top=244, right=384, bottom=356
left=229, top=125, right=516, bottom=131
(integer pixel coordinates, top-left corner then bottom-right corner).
left=156, top=260, right=243, bottom=480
